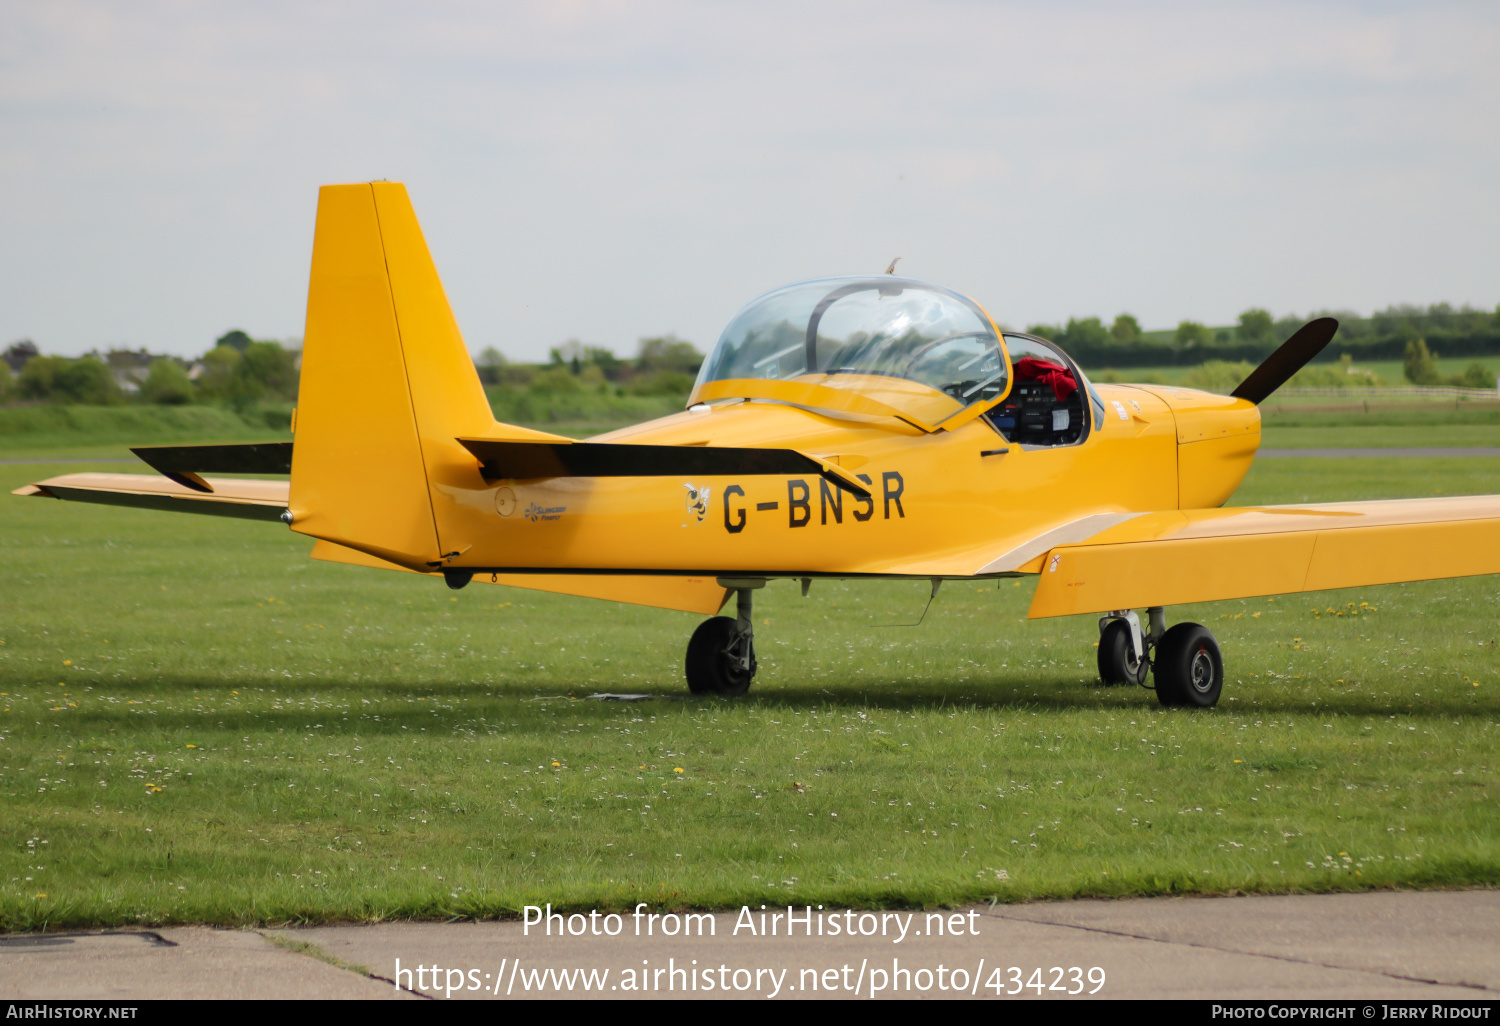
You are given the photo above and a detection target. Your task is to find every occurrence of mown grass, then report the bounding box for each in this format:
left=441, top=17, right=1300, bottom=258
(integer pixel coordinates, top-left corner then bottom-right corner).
left=0, top=446, right=1497, bottom=931
left=0, top=400, right=637, bottom=453
left=0, top=404, right=294, bottom=452
left=1260, top=424, right=1500, bottom=449
left=1260, top=406, right=1500, bottom=430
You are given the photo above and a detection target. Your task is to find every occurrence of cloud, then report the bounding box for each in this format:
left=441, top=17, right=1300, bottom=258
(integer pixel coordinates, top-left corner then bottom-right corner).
left=2, top=0, right=1497, bottom=358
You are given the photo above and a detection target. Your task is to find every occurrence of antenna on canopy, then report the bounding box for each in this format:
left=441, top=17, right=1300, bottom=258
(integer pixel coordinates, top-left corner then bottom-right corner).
left=885, top=257, right=901, bottom=275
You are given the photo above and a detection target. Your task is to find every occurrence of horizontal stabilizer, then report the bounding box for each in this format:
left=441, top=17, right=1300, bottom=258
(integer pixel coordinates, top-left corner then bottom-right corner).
left=15, top=473, right=290, bottom=522
left=456, top=438, right=872, bottom=498
left=132, top=442, right=293, bottom=492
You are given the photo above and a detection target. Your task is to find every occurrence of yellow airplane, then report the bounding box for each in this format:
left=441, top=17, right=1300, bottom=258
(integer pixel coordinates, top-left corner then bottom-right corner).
left=16, top=183, right=1500, bottom=708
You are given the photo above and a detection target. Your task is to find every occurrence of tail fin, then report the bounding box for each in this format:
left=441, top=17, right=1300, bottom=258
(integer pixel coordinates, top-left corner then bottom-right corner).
left=288, top=182, right=502, bottom=568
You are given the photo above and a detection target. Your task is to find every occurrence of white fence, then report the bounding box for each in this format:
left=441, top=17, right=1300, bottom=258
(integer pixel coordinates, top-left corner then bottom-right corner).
left=1270, top=385, right=1500, bottom=400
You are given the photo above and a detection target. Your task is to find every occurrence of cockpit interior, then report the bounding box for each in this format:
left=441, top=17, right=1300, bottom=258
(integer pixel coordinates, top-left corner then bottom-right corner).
left=691, top=276, right=1100, bottom=448
left=986, top=333, right=1093, bottom=448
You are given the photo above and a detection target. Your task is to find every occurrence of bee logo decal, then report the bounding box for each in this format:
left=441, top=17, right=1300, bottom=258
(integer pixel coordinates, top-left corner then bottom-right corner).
left=684, top=482, right=711, bottom=524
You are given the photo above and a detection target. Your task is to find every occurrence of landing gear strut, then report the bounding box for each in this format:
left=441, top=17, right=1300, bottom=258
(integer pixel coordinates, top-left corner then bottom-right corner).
left=1097, top=607, right=1162, bottom=686
left=685, top=581, right=761, bottom=696
left=1097, top=607, right=1223, bottom=708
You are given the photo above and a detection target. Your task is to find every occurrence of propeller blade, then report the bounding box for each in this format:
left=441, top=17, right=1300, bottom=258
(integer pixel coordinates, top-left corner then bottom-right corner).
left=1230, top=317, right=1340, bottom=404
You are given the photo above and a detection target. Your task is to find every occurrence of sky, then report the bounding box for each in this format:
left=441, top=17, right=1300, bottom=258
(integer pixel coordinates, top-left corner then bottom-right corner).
left=2, top=1, right=1498, bottom=361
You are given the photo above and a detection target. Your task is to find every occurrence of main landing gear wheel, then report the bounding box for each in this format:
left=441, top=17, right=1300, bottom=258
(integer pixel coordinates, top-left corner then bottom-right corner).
left=1153, top=622, right=1223, bottom=709
left=1097, top=619, right=1149, bottom=686
left=685, top=616, right=756, bottom=696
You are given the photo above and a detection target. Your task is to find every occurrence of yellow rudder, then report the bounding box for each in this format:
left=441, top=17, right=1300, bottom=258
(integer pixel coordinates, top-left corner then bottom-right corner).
left=290, top=182, right=566, bottom=570
left=289, top=183, right=441, bottom=568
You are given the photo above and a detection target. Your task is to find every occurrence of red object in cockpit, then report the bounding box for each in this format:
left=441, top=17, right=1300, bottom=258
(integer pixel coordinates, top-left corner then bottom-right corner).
left=1012, top=357, right=1077, bottom=402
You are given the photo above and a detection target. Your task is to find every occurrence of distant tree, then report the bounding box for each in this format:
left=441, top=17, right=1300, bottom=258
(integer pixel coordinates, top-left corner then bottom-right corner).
left=3, top=339, right=39, bottom=372
left=1236, top=308, right=1275, bottom=344
left=1023, top=324, right=1062, bottom=340
left=1059, top=317, right=1110, bottom=350
left=473, top=346, right=507, bottom=386
left=195, top=345, right=241, bottom=400
left=1109, top=314, right=1142, bottom=345
left=584, top=345, right=625, bottom=380
left=549, top=339, right=585, bottom=366
left=636, top=334, right=702, bottom=375
left=1455, top=305, right=1488, bottom=334
left=18, top=356, right=120, bottom=403
left=1175, top=320, right=1213, bottom=347
left=138, top=358, right=196, bottom=405
left=528, top=366, right=582, bottom=394
left=578, top=364, right=607, bottom=389
left=1452, top=362, right=1496, bottom=389
left=1310, top=309, right=1365, bottom=339
left=628, top=371, right=697, bottom=396
left=495, top=364, right=535, bottom=387
left=1373, top=305, right=1423, bottom=340
left=216, top=330, right=253, bottom=352
left=1402, top=338, right=1440, bottom=385
left=231, top=340, right=299, bottom=404
left=0, top=357, right=12, bottom=401
left=16, top=356, right=61, bottom=400
left=1273, top=315, right=1304, bottom=343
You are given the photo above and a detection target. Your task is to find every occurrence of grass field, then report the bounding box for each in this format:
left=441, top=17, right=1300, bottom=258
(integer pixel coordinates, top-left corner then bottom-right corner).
left=1, top=436, right=1497, bottom=931
left=1260, top=424, right=1500, bottom=449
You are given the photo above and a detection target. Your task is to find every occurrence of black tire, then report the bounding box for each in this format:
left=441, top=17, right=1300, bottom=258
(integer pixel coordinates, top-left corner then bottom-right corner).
left=685, top=616, right=756, bottom=697
left=1097, top=619, right=1149, bottom=686
left=1153, top=622, right=1223, bottom=709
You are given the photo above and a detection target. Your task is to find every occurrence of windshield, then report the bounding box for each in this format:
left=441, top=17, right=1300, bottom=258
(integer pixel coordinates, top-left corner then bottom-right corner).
left=693, top=277, right=1006, bottom=422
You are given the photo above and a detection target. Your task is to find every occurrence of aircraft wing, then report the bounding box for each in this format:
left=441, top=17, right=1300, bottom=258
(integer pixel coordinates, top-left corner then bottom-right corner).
left=1021, top=495, right=1500, bottom=618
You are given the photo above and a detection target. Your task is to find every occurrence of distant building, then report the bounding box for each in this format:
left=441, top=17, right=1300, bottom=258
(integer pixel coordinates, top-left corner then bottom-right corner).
left=3, top=339, right=38, bottom=372
left=96, top=348, right=156, bottom=393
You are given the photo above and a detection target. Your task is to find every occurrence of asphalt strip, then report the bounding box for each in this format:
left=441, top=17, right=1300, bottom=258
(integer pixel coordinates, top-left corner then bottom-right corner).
left=2, top=889, right=1495, bottom=1000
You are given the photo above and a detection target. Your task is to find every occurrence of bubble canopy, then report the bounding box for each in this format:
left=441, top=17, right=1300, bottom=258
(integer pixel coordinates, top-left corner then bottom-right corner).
left=690, top=277, right=1008, bottom=425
